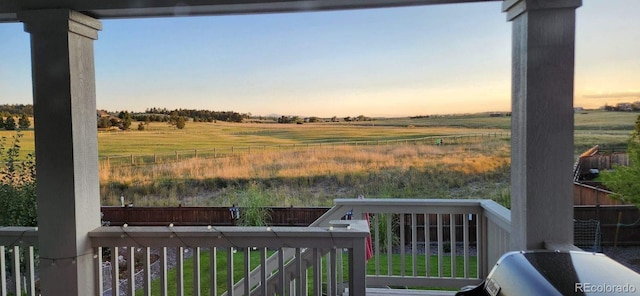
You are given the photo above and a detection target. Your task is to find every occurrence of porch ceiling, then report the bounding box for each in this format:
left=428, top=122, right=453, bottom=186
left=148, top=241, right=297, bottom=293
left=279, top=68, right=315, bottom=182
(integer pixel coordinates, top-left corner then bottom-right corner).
left=0, top=0, right=499, bottom=22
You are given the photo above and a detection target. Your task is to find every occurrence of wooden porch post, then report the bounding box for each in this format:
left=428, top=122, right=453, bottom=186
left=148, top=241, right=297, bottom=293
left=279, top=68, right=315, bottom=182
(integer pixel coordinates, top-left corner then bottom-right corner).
left=503, top=0, right=582, bottom=250
left=19, top=9, right=102, bottom=296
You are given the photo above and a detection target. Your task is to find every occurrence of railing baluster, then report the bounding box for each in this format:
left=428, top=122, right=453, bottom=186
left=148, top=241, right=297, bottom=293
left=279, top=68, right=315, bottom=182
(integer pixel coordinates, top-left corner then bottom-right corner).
left=25, top=246, right=35, bottom=296
left=143, top=247, right=151, bottom=296
left=313, top=248, right=321, bottom=296
left=1, top=246, right=5, bottom=296
left=336, top=249, right=343, bottom=293
left=411, top=213, right=417, bottom=277
left=194, top=247, right=201, bottom=296
left=94, top=247, right=103, bottom=296
left=386, top=213, right=392, bottom=276
left=298, top=252, right=309, bottom=296
left=477, top=214, right=484, bottom=279
left=210, top=247, right=217, bottom=296
left=373, top=213, right=380, bottom=276
left=450, top=214, right=457, bottom=278
left=400, top=214, right=405, bottom=276
left=277, top=249, right=285, bottom=296
left=177, top=247, right=184, bottom=296
left=328, top=248, right=337, bottom=296
left=295, top=248, right=304, bottom=296
left=160, top=247, right=168, bottom=296
left=425, top=213, right=430, bottom=277
left=464, top=214, right=470, bottom=279
left=112, top=247, right=120, bottom=296
left=12, top=246, right=20, bottom=296
left=244, top=248, right=250, bottom=296
left=260, top=248, right=267, bottom=296
left=227, top=248, right=234, bottom=296
left=437, top=214, right=443, bottom=277
left=127, top=246, right=135, bottom=296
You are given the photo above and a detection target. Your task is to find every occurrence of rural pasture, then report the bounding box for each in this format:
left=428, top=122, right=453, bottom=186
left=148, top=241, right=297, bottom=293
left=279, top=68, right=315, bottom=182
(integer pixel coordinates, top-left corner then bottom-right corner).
left=2, top=111, right=637, bottom=208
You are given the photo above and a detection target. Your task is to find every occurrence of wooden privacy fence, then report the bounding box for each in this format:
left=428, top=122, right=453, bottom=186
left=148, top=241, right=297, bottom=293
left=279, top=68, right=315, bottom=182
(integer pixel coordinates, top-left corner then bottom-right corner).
left=573, top=182, right=621, bottom=206
left=575, top=205, right=640, bottom=246
left=99, top=132, right=509, bottom=167
left=579, top=152, right=628, bottom=175
left=102, top=204, right=639, bottom=246
left=101, top=206, right=330, bottom=227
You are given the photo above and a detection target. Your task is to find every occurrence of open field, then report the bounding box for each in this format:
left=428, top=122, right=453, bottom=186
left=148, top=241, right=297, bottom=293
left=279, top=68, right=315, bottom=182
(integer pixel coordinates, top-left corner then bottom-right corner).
left=2, top=110, right=637, bottom=158
left=100, top=140, right=511, bottom=207
left=2, top=110, right=637, bottom=208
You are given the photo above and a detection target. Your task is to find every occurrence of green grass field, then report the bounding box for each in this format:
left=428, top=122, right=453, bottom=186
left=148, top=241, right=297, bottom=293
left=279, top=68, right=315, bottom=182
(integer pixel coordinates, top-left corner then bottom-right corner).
left=135, top=250, right=476, bottom=296
left=2, top=110, right=636, bottom=159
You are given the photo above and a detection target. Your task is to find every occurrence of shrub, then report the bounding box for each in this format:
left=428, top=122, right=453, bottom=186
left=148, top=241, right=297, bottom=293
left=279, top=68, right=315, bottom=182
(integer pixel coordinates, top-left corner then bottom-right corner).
left=0, top=133, right=37, bottom=226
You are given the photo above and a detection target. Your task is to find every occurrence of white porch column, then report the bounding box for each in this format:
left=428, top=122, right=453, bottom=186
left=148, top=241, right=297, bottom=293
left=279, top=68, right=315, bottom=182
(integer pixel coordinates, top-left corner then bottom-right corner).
left=19, top=9, right=102, bottom=296
left=503, top=0, right=581, bottom=250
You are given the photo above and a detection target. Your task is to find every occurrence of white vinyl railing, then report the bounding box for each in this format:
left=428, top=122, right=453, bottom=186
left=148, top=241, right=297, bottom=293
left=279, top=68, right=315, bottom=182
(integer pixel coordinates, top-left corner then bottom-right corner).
left=88, top=220, right=369, bottom=296
left=0, top=226, right=38, bottom=296
left=0, top=199, right=512, bottom=296
left=322, top=199, right=511, bottom=289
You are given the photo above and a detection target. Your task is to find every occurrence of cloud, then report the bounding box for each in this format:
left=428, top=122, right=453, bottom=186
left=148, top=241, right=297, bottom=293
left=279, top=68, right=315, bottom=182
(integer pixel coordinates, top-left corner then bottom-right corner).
left=583, top=91, right=640, bottom=99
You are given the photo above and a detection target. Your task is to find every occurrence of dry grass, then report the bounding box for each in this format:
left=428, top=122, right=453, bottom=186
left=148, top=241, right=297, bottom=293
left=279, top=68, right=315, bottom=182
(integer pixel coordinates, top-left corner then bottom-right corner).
left=100, top=140, right=511, bottom=207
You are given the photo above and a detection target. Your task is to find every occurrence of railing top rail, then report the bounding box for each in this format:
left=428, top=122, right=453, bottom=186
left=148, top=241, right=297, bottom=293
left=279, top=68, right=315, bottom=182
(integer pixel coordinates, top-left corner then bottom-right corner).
left=480, top=199, right=511, bottom=232
left=335, top=198, right=485, bottom=206
left=89, top=220, right=369, bottom=248
left=0, top=226, right=38, bottom=245
left=334, top=198, right=486, bottom=214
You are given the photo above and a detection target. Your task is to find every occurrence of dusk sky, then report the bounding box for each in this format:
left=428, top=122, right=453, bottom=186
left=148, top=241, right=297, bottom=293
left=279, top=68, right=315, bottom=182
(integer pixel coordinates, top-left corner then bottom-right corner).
left=1, top=0, right=639, bottom=117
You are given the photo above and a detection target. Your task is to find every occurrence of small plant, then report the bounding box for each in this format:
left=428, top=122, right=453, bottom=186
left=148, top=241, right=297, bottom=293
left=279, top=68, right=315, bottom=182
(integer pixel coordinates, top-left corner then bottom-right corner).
left=370, top=213, right=400, bottom=253
left=235, top=183, right=272, bottom=226
left=443, top=241, right=452, bottom=253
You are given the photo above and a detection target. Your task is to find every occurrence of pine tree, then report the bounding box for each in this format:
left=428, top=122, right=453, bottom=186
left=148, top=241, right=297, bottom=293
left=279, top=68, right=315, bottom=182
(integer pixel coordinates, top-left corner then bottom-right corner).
left=4, top=116, right=16, bottom=130
left=18, top=114, right=30, bottom=129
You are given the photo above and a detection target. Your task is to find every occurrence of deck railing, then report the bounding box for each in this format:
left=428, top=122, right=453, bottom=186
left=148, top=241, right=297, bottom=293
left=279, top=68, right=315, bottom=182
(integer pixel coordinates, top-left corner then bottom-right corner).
left=0, top=199, right=512, bottom=296
left=319, top=199, right=511, bottom=289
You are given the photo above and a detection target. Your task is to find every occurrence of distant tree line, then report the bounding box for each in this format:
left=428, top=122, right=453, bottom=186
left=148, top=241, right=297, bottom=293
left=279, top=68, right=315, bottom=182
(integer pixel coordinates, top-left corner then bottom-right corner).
left=97, top=107, right=248, bottom=131
left=143, top=107, right=247, bottom=123
left=0, top=104, right=32, bottom=130
left=0, top=104, right=33, bottom=117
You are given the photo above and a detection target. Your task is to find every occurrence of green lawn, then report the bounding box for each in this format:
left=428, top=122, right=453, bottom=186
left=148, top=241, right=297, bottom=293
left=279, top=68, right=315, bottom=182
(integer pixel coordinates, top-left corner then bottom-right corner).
left=135, top=250, right=477, bottom=296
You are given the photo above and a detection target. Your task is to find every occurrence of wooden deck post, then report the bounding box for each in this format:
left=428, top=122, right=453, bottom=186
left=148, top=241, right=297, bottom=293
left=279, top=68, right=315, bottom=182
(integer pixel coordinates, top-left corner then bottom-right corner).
left=504, top=0, right=582, bottom=250
left=19, top=9, right=102, bottom=296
